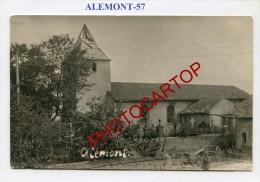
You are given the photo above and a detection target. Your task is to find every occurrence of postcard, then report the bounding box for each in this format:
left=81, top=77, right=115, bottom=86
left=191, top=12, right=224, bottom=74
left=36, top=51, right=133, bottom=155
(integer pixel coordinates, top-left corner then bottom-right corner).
left=10, top=16, right=253, bottom=171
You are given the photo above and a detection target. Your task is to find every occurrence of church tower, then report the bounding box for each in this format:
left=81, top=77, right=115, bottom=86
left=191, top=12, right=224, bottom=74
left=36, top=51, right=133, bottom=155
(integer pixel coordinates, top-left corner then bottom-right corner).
left=64, top=24, right=111, bottom=113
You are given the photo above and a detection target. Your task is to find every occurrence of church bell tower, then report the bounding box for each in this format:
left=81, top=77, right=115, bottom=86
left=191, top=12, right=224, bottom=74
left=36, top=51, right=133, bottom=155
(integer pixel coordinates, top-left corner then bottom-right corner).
left=65, top=24, right=111, bottom=112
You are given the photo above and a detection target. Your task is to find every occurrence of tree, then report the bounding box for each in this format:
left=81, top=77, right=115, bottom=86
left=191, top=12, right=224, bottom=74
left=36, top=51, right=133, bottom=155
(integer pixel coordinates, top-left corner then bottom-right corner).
left=41, top=35, right=75, bottom=119
left=10, top=34, right=93, bottom=167
left=61, top=45, right=93, bottom=117
left=10, top=34, right=92, bottom=120
left=10, top=93, right=50, bottom=168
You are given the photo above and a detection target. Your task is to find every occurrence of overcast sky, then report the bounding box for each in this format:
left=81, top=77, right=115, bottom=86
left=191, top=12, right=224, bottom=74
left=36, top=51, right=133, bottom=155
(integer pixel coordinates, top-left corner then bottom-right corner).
left=11, top=16, right=253, bottom=93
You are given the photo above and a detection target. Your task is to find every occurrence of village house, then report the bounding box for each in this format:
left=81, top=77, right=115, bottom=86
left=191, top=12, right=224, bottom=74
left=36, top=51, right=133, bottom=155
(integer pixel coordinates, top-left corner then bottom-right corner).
left=63, top=24, right=250, bottom=136
left=231, top=96, right=252, bottom=154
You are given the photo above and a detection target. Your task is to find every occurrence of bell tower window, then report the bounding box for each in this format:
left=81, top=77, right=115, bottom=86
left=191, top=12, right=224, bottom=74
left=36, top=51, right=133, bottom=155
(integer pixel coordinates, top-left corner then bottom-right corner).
left=92, top=63, right=97, bottom=72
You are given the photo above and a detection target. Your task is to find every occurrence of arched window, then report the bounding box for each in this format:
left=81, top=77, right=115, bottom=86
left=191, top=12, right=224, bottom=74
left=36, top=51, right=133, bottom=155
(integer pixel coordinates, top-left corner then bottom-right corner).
left=167, top=105, right=175, bottom=123
left=92, top=63, right=97, bottom=72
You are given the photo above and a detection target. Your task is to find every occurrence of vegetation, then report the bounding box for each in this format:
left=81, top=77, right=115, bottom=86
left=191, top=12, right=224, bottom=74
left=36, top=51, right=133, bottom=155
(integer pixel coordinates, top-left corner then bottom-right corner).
left=10, top=35, right=160, bottom=168
left=10, top=35, right=91, bottom=167
left=11, top=35, right=75, bottom=120
left=66, top=99, right=160, bottom=161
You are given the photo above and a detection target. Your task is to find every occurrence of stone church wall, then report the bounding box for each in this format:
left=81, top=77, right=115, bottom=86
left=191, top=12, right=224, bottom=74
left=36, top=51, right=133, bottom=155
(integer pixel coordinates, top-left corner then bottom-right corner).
left=76, top=60, right=111, bottom=112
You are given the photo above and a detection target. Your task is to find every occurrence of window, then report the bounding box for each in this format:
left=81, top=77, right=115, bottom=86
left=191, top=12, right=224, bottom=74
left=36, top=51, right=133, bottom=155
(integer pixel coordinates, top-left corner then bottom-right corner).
left=242, top=133, right=247, bottom=143
left=92, top=63, right=97, bottom=72
left=167, top=105, right=175, bottom=123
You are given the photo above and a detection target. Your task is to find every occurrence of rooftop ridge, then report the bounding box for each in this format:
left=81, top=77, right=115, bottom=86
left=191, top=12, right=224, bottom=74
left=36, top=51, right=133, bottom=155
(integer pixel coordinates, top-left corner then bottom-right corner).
left=110, top=82, right=249, bottom=102
left=78, top=24, right=95, bottom=42
left=111, top=82, right=240, bottom=88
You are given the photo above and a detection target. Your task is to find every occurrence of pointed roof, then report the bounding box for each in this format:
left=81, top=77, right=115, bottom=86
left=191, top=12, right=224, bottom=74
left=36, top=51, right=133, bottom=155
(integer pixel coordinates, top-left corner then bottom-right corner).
left=78, top=24, right=96, bottom=42
left=74, top=24, right=110, bottom=60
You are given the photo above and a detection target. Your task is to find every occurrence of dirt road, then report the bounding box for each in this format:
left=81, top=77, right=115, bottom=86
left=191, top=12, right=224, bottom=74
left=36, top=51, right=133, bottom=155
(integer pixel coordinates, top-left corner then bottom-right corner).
left=48, top=155, right=252, bottom=171
left=99, top=158, right=252, bottom=171
left=208, top=160, right=252, bottom=171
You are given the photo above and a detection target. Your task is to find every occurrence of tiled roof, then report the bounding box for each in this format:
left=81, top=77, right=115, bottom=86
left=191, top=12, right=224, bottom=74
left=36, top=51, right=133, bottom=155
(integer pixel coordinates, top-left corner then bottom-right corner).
left=110, top=82, right=249, bottom=102
left=74, top=24, right=110, bottom=60
left=179, top=98, right=223, bottom=114
left=232, top=95, right=252, bottom=118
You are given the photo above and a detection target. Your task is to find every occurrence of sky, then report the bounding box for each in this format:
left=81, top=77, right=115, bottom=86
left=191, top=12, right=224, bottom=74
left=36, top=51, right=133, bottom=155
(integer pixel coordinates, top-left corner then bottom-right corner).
left=11, top=16, right=253, bottom=93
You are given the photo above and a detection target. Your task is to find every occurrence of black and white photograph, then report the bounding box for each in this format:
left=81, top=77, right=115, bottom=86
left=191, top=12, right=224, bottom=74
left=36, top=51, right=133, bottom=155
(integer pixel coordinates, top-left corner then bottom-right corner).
left=10, top=16, right=253, bottom=171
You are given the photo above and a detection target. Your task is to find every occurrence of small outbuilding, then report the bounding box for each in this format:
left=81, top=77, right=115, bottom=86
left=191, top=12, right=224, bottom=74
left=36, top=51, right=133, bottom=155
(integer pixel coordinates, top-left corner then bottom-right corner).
left=178, top=98, right=235, bottom=135
left=232, top=96, right=252, bottom=154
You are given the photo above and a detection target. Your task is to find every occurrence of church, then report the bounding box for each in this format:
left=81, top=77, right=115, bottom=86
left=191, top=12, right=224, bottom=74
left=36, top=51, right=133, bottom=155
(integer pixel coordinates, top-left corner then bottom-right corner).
left=63, top=24, right=250, bottom=136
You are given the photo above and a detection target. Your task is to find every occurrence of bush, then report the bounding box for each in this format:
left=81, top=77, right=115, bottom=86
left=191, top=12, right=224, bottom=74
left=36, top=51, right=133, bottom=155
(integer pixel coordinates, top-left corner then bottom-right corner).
left=122, top=123, right=141, bottom=140
left=135, top=139, right=161, bottom=157
left=121, top=123, right=160, bottom=157
left=66, top=100, right=161, bottom=159
left=63, top=99, right=126, bottom=161
left=11, top=94, right=64, bottom=168
left=143, top=125, right=159, bottom=139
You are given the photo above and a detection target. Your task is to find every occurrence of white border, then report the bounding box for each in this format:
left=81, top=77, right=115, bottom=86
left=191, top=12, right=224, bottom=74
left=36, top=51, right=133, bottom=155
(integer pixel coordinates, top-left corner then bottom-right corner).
left=1, top=0, right=260, bottom=182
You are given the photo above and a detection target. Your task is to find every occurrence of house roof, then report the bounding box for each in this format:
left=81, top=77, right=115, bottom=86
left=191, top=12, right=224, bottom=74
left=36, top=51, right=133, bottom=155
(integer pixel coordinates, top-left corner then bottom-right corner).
left=232, top=95, right=253, bottom=118
left=74, top=24, right=110, bottom=61
left=179, top=98, right=224, bottom=114
left=109, top=82, right=249, bottom=102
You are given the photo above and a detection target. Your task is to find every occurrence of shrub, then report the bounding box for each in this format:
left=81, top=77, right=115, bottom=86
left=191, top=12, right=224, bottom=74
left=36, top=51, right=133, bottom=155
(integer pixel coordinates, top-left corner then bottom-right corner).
left=135, top=139, right=161, bottom=157
left=10, top=94, right=65, bottom=168
left=143, top=125, right=159, bottom=139
left=66, top=100, right=161, bottom=159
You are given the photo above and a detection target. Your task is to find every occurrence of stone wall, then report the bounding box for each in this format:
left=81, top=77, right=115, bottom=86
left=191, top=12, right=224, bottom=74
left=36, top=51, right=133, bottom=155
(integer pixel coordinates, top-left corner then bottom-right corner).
left=158, top=134, right=228, bottom=153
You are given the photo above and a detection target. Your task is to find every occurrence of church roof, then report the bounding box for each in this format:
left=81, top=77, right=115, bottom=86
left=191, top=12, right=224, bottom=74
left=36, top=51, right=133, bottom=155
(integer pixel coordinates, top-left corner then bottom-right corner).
left=179, top=98, right=224, bottom=114
left=231, top=95, right=253, bottom=118
left=74, top=24, right=110, bottom=60
left=109, top=82, right=249, bottom=102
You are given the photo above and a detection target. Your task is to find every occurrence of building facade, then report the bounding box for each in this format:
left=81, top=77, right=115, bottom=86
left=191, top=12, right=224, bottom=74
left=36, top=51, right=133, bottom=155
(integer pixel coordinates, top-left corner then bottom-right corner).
left=232, top=96, right=252, bottom=154
left=63, top=24, right=250, bottom=135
